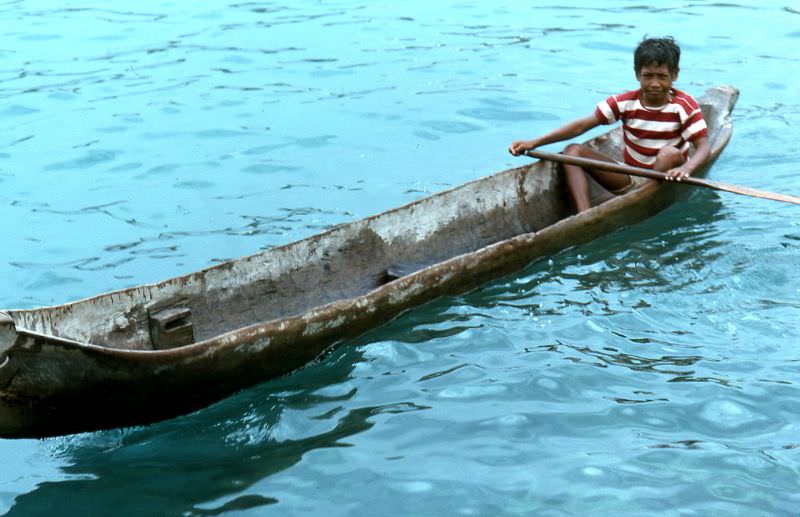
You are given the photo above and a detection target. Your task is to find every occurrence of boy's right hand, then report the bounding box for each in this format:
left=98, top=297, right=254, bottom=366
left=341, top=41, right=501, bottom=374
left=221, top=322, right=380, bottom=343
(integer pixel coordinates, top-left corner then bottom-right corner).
left=508, top=140, right=534, bottom=156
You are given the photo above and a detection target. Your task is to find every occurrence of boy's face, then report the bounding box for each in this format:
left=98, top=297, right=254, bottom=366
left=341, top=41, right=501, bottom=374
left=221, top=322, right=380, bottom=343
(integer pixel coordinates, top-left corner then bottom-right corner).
left=636, top=63, right=677, bottom=107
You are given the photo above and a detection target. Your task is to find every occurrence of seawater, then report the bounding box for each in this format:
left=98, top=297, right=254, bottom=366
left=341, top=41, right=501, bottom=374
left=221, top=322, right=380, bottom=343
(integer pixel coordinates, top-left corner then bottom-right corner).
left=2, top=1, right=800, bottom=515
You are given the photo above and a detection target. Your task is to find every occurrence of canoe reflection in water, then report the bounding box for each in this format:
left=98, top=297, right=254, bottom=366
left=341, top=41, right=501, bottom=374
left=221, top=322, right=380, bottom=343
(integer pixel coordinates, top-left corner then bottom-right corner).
left=5, top=345, right=404, bottom=516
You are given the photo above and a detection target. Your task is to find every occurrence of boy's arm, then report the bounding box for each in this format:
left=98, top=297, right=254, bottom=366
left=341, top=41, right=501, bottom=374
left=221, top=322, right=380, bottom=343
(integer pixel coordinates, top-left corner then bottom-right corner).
left=665, top=136, right=710, bottom=181
left=509, top=114, right=600, bottom=156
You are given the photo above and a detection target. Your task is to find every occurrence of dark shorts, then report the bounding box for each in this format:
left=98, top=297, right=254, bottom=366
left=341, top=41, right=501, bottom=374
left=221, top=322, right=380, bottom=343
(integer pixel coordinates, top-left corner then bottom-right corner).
left=609, top=175, right=645, bottom=195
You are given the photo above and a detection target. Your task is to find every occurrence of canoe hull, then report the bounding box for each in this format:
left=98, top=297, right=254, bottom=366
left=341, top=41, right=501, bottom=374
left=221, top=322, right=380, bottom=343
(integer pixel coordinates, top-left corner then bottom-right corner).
left=0, top=86, right=738, bottom=438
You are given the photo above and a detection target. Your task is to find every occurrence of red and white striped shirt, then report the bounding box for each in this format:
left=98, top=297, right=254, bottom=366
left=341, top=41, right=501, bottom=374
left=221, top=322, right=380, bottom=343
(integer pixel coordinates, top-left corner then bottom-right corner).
left=594, top=88, right=708, bottom=169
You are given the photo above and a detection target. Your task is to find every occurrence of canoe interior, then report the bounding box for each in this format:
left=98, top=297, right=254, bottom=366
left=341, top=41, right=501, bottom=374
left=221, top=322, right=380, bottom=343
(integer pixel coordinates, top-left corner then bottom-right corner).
left=7, top=92, right=728, bottom=352
left=9, top=154, right=571, bottom=350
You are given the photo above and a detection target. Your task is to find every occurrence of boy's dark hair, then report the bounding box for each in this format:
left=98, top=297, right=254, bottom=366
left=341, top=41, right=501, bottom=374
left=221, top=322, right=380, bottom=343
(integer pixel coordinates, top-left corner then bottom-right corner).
left=634, top=36, right=680, bottom=75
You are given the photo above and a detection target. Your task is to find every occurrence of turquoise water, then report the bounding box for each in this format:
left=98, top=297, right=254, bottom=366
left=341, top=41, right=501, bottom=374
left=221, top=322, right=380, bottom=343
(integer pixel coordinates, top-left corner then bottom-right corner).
left=2, top=1, right=800, bottom=515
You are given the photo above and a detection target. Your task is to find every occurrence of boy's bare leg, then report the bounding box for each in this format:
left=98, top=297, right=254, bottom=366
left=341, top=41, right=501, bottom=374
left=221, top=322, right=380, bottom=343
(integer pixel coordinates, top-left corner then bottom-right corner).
left=562, top=144, right=686, bottom=212
left=562, top=143, right=625, bottom=212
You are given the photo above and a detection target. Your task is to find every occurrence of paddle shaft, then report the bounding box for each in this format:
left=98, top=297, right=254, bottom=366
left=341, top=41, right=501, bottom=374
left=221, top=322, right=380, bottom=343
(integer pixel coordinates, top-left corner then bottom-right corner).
left=525, top=149, right=800, bottom=206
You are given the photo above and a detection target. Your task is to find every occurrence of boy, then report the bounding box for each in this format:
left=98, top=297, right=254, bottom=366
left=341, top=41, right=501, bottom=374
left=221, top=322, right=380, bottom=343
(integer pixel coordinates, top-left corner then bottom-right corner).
left=508, top=36, right=710, bottom=213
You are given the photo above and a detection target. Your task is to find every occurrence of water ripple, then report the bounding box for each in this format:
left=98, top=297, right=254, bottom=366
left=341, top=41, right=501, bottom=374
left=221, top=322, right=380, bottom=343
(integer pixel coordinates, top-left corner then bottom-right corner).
left=2, top=2, right=800, bottom=516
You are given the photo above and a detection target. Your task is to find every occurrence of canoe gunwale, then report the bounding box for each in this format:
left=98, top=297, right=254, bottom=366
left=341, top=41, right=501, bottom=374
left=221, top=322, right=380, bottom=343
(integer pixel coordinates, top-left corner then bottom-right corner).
left=73, top=84, right=738, bottom=362
left=3, top=87, right=737, bottom=356
left=8, top=175, right=658, bottom=361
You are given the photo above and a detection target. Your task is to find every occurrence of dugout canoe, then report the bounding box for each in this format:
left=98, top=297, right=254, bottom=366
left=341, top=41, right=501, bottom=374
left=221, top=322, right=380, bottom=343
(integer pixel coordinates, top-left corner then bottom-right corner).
left=0, top=85, right=738, bottom=438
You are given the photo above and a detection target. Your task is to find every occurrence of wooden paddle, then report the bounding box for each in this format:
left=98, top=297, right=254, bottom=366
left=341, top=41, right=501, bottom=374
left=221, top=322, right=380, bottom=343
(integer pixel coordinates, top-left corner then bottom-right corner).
left=525, top=149, right=800, bottom=206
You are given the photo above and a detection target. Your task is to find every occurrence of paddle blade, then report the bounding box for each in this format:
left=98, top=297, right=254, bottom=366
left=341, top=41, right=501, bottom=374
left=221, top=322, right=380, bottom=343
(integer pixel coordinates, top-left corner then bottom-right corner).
left=699, top=179, right=800, bottom=206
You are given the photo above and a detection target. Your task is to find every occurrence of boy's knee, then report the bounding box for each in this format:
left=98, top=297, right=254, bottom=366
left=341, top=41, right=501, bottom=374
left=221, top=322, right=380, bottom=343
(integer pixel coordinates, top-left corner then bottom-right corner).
left=657, top=146, right=682, bottom=160
left=654, top=146, right=684, bottom=170
left=563, top=143, right=583, bottom=156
